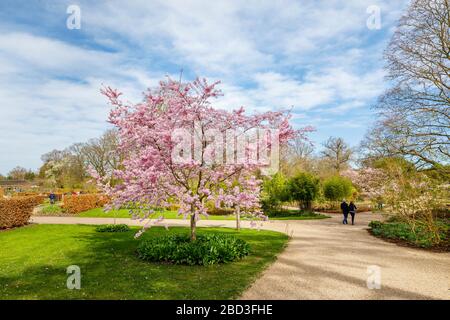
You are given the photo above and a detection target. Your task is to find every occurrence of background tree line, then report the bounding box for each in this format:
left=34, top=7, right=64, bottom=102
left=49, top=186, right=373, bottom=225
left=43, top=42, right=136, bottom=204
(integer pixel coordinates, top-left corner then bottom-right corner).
left=0, top=130, right=120, bottom=189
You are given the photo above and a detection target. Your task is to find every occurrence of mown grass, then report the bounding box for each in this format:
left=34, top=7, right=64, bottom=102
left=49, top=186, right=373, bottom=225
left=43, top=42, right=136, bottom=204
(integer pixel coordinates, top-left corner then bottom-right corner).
left=78, top=208, right=236, bottom=220
left=0, top=224, right=288, bottom=299
left=77, top=207, right=330, bottom=220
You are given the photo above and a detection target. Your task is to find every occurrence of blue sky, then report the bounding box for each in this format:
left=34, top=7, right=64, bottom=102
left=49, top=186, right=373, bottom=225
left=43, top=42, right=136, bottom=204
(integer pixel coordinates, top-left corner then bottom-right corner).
left=0, top=0, right=410, bottom=174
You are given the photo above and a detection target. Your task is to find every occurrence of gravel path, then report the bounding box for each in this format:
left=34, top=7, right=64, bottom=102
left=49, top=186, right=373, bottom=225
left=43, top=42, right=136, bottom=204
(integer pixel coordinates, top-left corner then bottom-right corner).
left=30, top=213, right=450, bottom=300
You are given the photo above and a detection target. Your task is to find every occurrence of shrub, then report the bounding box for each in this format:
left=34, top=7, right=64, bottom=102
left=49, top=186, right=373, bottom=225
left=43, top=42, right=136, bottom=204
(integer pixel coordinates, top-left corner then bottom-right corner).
left=137, top=234, right=250, bottom=265
left=208, top=207, right=234, bottom=215
left=95, top=224, right=130, bottom=232
left=287, top=173, right=320, bottom=210
left=205, top=201, right=234, bottom=215
left=322, top=176, right=353, bottom=202
left=62, top=194, right=109, bottom=214
left=0, top=196, right=44, bottom=228
left=368, top=220, right=383, bottom=229
left=261, top=173, right=289, bottom=212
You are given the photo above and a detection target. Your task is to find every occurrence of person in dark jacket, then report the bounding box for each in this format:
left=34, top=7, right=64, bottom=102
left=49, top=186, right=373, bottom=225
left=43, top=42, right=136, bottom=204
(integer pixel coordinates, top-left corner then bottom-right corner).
left=340, top=200, right=349, bottom=224
left=349, top=201, right=357, bottom=225
left=49, top=192, right=56, bottom=205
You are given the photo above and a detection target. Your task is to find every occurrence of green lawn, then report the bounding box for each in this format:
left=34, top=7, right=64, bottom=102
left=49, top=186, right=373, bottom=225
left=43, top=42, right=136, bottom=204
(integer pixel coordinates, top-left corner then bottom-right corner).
left=0, top=224, right=288, bottom=299
left=77, top=207, right=330, bottom=220
left=78, top=208, right=236, bottom=220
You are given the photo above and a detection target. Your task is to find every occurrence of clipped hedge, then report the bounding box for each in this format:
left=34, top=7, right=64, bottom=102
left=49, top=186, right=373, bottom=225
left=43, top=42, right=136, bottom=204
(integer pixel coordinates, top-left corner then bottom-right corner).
left=62, top=194, right=110, bottom=214
left=0, top=196, right=44, bottom=229
left=137, top=234, right=250, bottom=265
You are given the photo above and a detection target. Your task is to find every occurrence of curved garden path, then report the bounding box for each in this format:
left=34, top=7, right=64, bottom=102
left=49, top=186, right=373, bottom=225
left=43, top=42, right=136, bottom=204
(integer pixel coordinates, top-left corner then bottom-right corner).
left=30, top=213, right=450, bottom=300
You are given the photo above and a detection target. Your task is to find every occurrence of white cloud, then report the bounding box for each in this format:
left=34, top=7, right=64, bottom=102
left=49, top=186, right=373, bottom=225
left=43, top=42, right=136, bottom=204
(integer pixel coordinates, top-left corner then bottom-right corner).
left=0, top=0, right=411, bottom=173
left=0, top=32, right=119, bottom=75
left=0, top=32, right=164, bottom=173
left=214, top=67, right=384, bottom=113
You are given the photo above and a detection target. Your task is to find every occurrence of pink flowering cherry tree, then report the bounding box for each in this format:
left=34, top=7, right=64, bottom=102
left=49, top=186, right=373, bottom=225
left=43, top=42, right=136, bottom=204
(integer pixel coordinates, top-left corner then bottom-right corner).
left=95, top=78, right=311, bottom=240
left=341, top=168, right=387, bottom=200
left=215, top=174, right=265, bottom=230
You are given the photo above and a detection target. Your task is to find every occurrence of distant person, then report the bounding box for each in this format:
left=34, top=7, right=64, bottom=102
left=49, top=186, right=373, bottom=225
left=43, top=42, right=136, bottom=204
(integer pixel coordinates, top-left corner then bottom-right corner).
left=377, top=201, right=383, bottom=211
left=340, top=200, right=349, bottom=224
left=49, top=192, right=56, bottom=205
left=349, top=201, right=357, bottom=225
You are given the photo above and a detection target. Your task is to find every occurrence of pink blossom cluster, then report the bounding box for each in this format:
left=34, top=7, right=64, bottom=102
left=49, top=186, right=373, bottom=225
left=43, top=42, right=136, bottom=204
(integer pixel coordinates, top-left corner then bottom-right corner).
left=342, top=168, right=387, bottom=199
left=94, top=78, right=310, bottom=235
left=215, top=175, right=266, bottom=219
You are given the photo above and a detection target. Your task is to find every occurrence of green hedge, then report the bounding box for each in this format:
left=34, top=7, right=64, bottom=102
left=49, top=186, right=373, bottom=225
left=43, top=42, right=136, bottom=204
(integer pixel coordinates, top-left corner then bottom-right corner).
left=137, top=234, right=250, bottom=265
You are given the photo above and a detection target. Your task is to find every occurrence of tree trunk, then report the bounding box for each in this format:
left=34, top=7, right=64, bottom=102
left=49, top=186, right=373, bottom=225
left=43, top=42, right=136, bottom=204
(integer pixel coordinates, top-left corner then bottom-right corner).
left=306, top=201, right=312, bottom=212
left=190, top=212, right=197, bottom=241
left=235, top=206, right=241, bottom=231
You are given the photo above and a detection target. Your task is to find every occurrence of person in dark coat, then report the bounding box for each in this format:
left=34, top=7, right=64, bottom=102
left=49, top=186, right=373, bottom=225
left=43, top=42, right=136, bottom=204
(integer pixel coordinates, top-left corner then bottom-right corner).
left=349, top=201, right=357, bottom=225
left=340, top=200, right=349, bottom=224
left=49, top=192, right=56, bottom=205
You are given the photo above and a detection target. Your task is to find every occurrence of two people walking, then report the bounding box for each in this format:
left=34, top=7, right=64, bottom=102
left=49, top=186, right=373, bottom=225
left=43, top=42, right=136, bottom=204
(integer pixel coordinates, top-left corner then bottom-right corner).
left=340, top=200, right=357, bottom=225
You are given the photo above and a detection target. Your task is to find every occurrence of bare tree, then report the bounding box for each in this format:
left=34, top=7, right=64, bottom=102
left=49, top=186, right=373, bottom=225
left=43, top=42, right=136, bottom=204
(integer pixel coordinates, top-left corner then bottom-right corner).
left=7, top=166, right=27, bottom=180
left=367, top=0, right=449, bottom=173
left=38, top=130, right=121, bottom=187
left=321, top=137, right=352, bottom=172
left=289, top=137, right=314, bottom=159
left=81, top=129, right=121, bottom=177
left=280, top=137, right=315, bottom=176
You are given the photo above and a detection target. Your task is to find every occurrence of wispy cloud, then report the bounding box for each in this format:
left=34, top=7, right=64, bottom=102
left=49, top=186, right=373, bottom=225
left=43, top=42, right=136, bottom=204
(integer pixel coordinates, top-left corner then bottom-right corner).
left=0, top=0, right=410, bottom=173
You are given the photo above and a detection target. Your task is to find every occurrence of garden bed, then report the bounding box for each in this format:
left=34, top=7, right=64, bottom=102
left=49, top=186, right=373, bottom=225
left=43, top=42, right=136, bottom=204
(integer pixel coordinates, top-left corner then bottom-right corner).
left=368, top=220, right=450, bottom=252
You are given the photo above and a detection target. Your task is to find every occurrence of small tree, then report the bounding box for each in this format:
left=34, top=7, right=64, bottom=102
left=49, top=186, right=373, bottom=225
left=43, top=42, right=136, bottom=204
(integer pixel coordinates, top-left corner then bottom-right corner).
left=261, top=172, right=288, bottom=212
left=287, top=172, right=320, bottom=211
left=341, top=168, right=387, bottom=208
left=215, top=175, right=264, bottom=230
left=322, top=176, right=353, bottom=205
left=372, top=159, right=447, bottom=245
left=94, top=78, right=307, bottom=240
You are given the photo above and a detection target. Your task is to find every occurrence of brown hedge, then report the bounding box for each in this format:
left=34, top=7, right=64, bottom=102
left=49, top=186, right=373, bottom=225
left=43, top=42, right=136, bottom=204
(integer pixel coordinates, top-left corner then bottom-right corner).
left=0, top=196, right=44, bottom=229
left=62, top=194, right=110, bottom=214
